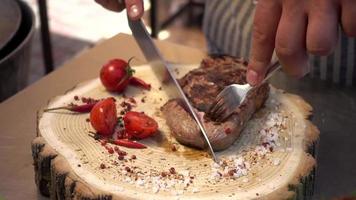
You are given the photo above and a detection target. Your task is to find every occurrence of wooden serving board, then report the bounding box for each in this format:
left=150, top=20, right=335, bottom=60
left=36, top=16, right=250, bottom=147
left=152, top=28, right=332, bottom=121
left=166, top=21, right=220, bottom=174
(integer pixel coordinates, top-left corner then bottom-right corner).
left=32, top=64, right=319, bottom=200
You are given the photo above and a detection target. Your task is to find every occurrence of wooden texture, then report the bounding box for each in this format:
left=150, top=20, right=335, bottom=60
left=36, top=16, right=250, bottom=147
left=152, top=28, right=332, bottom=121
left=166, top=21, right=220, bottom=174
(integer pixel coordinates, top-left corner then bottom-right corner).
left=32, top=64, right=319, bottom=200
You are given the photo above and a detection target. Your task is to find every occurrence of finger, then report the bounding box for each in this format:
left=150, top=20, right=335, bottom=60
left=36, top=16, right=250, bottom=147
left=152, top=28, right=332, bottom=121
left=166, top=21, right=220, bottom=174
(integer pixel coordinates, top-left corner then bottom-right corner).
left=247, top=0, right=282, bottom=86
left=125, top=0, right=144, bottom=20
left=341, top=0, right=356, bottom=37
left=95, top=0, right=125, bottom=12
left=306, top=0, right=339, bottom=56
left=275, top=0, right=309, bottom=78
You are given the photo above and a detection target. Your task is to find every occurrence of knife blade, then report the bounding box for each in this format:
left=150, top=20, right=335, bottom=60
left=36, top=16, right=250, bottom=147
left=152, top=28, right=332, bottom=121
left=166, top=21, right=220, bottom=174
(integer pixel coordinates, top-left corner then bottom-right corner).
left=128, top=19, right=218, bottom=162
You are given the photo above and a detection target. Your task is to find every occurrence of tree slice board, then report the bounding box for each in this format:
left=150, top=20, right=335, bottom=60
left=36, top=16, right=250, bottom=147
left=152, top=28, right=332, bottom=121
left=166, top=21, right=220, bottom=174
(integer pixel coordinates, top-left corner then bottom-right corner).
left=32, top=64, right=319, bottom=200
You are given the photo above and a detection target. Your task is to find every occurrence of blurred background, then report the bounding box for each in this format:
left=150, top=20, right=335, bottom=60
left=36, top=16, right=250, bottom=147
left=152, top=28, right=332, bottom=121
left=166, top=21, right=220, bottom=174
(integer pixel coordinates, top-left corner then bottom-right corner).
left=24, top=0, right=206, bottom=84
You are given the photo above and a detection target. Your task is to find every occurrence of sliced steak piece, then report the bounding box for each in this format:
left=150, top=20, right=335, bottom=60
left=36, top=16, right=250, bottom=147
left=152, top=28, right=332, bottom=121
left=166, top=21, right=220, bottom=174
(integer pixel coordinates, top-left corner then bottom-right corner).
left=161, top=55, right=269, bottom=151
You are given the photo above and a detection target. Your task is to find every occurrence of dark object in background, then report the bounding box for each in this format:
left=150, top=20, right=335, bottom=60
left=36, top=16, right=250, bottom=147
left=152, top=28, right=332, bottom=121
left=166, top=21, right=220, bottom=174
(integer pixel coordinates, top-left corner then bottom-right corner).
left=0, top=0, right=22, bottom=51
left=0, top=0, right=35, bottom=102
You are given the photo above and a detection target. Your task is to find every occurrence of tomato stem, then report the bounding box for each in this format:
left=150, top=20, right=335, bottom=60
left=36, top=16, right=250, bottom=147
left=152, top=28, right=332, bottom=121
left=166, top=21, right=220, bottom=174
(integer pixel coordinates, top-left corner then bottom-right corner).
left=44, top=103, right=97, bottom=113
left=127, top=57, right=136, bottom=76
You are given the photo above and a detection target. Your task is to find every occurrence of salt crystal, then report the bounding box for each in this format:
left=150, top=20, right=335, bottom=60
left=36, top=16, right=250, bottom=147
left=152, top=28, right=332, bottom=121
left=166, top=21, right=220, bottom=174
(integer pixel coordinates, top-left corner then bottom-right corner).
left=255, top=146, right=268, bottom=156
left=192, top=188, right=200, bottom=193
left=212, top=162, right=220, bottom=169
left=223, top=167, right=229, bottom=175
left=242, top=178, right=249, bottom=183
left=260, top=129, right=267, bottom=136
left=210, top=170, right=221, bottom=180
left=136, top=179, right=145, bottom=187
left=234, top=171, right=243, bottom=178
left=116, top=186, right=124, bottom=192
left=228, top=155, right=237, bottom=161
left=273, top=158, right=281, bottom=166
left=241, top=169, right=248, bottom=176
left=234, top=157, right=244, bottom=166
left=244, top=162, right=251, bottom=169
left=183, top=178, right=190, bottom=186
left=180, top=170, right=190, bottom=177
left=152, top=186, right=160, bottom=193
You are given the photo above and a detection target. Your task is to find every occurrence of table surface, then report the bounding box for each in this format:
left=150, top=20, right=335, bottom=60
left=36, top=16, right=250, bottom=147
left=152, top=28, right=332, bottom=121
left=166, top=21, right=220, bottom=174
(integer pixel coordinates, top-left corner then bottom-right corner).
left=0, top=33, right=355, bottom=199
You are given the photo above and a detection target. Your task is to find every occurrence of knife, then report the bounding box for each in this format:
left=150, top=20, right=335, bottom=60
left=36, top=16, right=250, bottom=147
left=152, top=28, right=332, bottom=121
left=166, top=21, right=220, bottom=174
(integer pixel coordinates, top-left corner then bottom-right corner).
left=127, top=19, right=218, bottom=162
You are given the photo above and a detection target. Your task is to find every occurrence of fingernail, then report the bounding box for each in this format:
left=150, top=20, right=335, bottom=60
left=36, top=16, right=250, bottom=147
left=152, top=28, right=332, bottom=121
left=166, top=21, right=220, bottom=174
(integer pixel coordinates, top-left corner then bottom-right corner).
left=247, top=69, right=260, bottom=86
left=129, top=4, right=139, bottom=19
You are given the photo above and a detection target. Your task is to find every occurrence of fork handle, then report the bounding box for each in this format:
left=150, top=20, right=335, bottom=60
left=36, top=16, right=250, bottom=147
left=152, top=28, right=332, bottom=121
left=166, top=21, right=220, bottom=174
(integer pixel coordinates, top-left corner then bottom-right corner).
left=261, top=60, right=281, bottom=84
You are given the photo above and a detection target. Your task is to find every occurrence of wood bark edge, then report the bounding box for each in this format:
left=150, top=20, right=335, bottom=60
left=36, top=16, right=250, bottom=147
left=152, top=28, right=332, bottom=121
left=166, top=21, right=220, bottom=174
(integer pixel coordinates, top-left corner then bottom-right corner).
left=32, top=137, right=114, bottom=200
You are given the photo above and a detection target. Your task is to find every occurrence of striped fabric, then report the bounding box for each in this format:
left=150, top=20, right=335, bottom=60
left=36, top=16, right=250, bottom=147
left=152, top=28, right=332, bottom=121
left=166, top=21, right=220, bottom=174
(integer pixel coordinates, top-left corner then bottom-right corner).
left=203, top=0, right=356, bottom=86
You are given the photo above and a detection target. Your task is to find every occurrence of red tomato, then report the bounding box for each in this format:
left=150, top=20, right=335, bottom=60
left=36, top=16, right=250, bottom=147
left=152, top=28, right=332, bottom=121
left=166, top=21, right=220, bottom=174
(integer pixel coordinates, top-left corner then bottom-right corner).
left=90, top=98, right=118, bottom=136
left=100, top=59, right=134, bottom=93
left=123, top=111, right=158, bottom=139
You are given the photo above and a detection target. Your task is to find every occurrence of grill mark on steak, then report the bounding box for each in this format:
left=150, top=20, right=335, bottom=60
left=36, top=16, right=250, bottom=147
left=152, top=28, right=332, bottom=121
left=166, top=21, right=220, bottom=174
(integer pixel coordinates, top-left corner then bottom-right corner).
left=162, top=56, right=269, bottom=151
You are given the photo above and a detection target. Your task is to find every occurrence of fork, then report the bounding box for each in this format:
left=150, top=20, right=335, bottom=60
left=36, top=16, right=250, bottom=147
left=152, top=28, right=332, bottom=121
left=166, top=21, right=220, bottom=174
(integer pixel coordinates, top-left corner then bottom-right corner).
left=208, top=61, right=281, bottom=122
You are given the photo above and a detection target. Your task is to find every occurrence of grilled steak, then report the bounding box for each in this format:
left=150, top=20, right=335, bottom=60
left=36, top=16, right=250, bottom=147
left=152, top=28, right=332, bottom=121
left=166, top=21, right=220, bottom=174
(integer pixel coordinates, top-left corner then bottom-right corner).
left=161, top=55, right=269, bottom=151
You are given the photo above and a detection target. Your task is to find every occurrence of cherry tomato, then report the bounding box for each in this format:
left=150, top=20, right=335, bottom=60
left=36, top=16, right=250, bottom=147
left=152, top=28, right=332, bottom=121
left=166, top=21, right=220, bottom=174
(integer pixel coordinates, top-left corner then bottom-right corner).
left=123, top=111, right=158, bottom=139
left=100, top=58, right=134, bottom=93
left=90, top=98, right=118, bottom=136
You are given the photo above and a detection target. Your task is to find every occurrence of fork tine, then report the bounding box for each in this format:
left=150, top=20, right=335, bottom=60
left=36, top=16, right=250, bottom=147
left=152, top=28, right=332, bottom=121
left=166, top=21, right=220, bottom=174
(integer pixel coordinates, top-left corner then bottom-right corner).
left=217, top=87, right=230, bottom=99
left=209, top=104, right=224, bottom=119
left=212, top=104, right=226, bottom=117
left=211, top=103, right=229, bottom=120
left=214, top=98, right=236, bottom=121
left=208, top=96, right=224, bottom=114
left=216, top=109, right=234, bottom=122
left=208, top=87, right=230, bottom=113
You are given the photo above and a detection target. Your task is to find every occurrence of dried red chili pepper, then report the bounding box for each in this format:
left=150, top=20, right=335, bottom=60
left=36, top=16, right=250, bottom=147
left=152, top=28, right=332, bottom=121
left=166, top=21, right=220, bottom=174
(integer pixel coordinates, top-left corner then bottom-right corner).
left=44, top=102, right=97, bottom=113
left=110, top=139, right=147, bottom=149
left=129, top=76, right=151, bottom=90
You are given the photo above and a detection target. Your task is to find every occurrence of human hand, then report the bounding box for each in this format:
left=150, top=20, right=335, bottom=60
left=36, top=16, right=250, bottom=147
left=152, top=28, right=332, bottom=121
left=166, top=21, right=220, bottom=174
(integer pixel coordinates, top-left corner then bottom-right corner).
left=247, top=0, right=356, bottom=86
left=94, top=0, right=144, bottom=20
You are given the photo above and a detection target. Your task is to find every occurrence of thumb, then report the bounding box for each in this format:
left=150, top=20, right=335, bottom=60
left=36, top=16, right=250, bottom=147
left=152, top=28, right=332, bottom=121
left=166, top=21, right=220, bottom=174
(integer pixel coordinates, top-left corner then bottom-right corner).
left=125, top=0, right=144, bottom=20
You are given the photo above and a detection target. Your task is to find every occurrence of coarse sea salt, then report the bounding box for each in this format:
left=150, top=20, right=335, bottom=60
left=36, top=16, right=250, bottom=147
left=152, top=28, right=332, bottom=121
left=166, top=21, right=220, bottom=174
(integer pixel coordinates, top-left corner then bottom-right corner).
left=273, top=158, right=281, bottom=166
left=210, top=170, right=221, bottom=180
left=212, top=162, right=220, bottom=169
left=116, top=186, right=124, bottom=192
left=192, top=188, right=200, bottom=193
left=136, top=179, right=145, bottom=187
left=152, top=186, right=159, bottom=193
left=107, top=110, right=288, bottom=194
left=180, top=170, right=190, bottom=177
